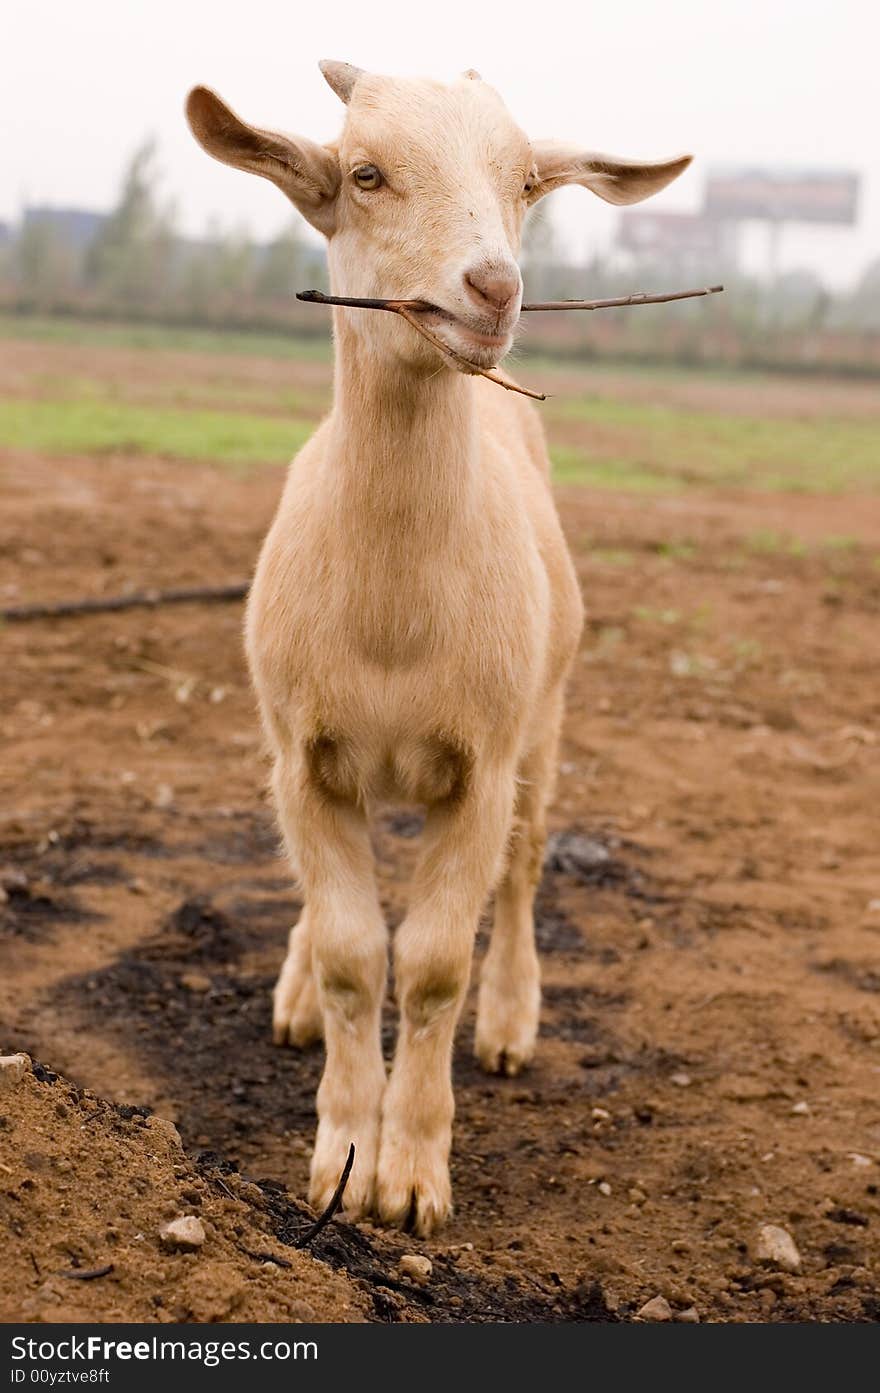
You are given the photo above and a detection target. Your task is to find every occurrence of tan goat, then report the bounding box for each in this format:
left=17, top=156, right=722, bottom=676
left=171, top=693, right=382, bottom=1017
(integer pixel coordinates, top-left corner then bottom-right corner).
left=186, top=62, right=690, bottom=1234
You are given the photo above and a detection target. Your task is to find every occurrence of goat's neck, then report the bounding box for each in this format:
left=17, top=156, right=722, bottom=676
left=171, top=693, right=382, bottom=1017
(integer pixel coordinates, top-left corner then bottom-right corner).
left=327, top=315, right=478, bottom=541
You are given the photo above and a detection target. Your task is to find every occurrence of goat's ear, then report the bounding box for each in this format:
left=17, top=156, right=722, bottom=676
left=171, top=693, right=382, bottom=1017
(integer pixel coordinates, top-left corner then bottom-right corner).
left=529, top=143, right=692, bottom=206
left=186, top=86, right=340, bottom=235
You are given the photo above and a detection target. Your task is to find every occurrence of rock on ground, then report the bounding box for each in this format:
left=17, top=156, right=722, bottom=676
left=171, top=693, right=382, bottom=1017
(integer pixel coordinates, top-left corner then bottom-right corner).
left=159, top=1215, right=206, bottom=1252
left=399, top=1254, right=433, bottom=1285
left=637, top=1294, right=673, bottom=1321
left=755, top=1224, right=802, bottom=1273
left=0, top=1054, right=29, bottom=1090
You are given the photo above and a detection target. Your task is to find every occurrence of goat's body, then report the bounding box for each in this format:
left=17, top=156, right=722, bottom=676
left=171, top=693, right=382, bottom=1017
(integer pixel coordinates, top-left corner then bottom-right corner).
left=247, top=348, right=582, bottom=1231
left=247, top=380, right=580, bottom=808
left=184, top=60, right=684, bottom=1232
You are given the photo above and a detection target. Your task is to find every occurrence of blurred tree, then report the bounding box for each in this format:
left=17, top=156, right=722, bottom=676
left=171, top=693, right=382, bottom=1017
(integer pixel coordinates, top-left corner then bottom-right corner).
left=15, top=219, right=77, bottom=307
left=85, top=139, right=176, bottom=306
left=840, top=258, right=880, bottom=331
left=254, top=223, right=305, bottom=300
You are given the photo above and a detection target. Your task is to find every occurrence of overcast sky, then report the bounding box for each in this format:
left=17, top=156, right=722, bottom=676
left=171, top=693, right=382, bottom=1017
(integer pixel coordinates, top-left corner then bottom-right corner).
left=4, top=0, right=878, bottom=287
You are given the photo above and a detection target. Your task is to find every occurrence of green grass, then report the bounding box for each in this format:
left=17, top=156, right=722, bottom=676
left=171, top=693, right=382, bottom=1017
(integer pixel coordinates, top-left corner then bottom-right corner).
left=549, top=398, right=880, bottom=493
left=0, top=399, right=311, bottom=468
left=551, top=445, right=678, bottom=493
left=0, top=314, right=332, bottom=361
left=1, top=314, right=878, bottom=494
left=743, top=529, right=808, bottom=557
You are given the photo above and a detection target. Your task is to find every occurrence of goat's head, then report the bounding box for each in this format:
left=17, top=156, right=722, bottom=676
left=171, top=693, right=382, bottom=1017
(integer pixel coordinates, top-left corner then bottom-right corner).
left=186, top=65, right=691, bottom=375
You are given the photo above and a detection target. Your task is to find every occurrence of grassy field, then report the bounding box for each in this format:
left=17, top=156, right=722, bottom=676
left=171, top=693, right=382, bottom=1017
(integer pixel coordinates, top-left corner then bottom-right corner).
left=1, top=315, right=878, bottom=493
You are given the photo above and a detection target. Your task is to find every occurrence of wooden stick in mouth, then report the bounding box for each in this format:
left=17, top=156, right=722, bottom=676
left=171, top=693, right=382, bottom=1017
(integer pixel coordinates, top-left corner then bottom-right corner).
left=297, top=285, right=724, bottom=399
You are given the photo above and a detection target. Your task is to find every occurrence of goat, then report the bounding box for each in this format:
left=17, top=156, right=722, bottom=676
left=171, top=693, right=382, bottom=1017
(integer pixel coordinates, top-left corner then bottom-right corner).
left=186, top=62, right=690, bottom=1234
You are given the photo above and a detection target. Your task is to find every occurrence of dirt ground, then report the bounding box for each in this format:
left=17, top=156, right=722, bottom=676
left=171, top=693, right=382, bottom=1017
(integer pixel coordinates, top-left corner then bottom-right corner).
left=2, top=348, right=880, bottom=1323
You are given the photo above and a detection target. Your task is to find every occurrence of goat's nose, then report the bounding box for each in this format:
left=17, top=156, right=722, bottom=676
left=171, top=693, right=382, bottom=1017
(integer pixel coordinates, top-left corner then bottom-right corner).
left=463, top=262, right=521, bottom=313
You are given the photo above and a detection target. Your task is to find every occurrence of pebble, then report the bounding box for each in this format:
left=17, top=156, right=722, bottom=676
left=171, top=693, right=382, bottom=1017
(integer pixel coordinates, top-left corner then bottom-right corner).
left=180, top=972, right=212, bottom=994
left=754, top=1224, right=801, bottom=1273
left=288, top=1299, right=317, bottom=1321
left=628, top=1187, right=647, bottom=1204
left=670, top=1072, right=692, bottom=1088
left=637, top=1295, right=673, bottom=1322
left=848, top=1153, right=873, bottom=1168
left=591, top=1107, right=612, bottom=1122
left=159, top=1216, right=206, bottom=1252
left=675, top=1307, right=701, bottom=1323
left=791, top=1101, right=810, bottom=1115
left=399, top=1254, right=432, bottom=1285
left=545, top=831, right=610, bottom=878
left=0, top=1054, right=29, bottom=1090
left=148, top=1116, right=183, bottom=1148
left=597, top=1181, right=612, bottom=1197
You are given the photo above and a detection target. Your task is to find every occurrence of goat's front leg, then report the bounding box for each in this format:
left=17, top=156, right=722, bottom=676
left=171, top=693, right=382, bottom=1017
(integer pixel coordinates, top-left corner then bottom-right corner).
left=273, top=758, right=387, bottom=1219
left=376, top=762, right=517, bottom=1235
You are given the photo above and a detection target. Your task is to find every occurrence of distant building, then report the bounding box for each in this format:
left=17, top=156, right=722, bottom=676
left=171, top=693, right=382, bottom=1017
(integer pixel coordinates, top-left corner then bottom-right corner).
left=617, top=210, right=738, bottom=271
left=22, top=206, right=107, bottom=251
left=0, top=221, right=10, bottom=248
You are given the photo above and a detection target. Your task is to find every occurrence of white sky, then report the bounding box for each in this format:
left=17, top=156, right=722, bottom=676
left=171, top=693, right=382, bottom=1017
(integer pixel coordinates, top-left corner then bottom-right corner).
left=4, top=0, right=878, bottom=287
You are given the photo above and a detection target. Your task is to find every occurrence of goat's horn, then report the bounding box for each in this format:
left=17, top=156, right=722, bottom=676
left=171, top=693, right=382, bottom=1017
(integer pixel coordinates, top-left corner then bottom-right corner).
left=462, top=68, right=482, bottom=80
left=319, top=60, right=364, bottom=104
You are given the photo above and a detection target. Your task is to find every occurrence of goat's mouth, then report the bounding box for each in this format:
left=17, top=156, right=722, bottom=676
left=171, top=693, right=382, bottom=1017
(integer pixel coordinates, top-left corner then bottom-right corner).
left=410, top=303, right=516, bottom=370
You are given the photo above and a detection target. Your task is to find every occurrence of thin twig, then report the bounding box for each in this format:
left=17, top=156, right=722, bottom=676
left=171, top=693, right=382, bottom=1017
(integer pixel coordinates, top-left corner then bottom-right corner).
left=523, top=284, right=723, bottom=311
left=294, top=1143, right=355, bottom=1248
left=299, top=291, right=543, bottom=399
left=60, top=1263, right=114, bottom=1281
left=1, top=582, right=249, bottom=624
left=240, top=1247, right=294, bottom=1269
left=298, top=284, right=724, bottom=313
left=297, top=284, right=723, bottom=398
left=395, top=305, right=546, bottom=402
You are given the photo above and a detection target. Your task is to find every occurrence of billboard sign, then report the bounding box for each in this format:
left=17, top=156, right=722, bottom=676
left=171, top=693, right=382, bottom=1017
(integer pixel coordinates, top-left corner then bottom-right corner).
left=618, top=211, right=728, bottom=257
left=704, top=168, right=860, bottom=224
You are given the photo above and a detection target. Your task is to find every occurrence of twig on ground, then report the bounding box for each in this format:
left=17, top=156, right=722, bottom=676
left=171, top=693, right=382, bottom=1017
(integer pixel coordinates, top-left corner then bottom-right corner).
left=294, top=1143, right=355, bottom=1248
left=1, top=583, right=249, bottom=624
left=60, top=1263, right=115, bottom=1281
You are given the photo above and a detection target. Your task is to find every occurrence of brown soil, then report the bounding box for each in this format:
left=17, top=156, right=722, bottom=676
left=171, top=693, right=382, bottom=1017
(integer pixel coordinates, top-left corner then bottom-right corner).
left=2, top=369, right=880, bottom=1324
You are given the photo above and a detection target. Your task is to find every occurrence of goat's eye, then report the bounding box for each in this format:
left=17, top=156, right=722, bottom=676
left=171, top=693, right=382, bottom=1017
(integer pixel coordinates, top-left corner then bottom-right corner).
left=353, top=164, right=383, bottom=191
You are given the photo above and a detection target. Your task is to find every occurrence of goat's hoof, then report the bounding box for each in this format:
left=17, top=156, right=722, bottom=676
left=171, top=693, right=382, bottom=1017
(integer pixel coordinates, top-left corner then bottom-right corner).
left=375, top=1133, right=452, bottom=1236
left=474, top=1036, right=534, bottom=1077
left=272, top=971, right=323, bottom=1048
left=475, top=985, right=539, bottom=1077
left=310, top=1120, right=378, bottom=1221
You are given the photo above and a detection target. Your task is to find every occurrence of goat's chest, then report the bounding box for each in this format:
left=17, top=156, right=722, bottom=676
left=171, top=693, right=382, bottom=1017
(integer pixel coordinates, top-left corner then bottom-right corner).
left=250, top=498, right=548, bottom=757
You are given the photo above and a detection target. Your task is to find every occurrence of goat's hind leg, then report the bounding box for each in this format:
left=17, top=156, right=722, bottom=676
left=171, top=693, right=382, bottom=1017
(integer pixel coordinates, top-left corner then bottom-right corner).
left=273, top=757, right=388, bottom=1219
left=475, top=695, right=563, bottom=1076
left=272, top=908, right=323, bottom=1047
